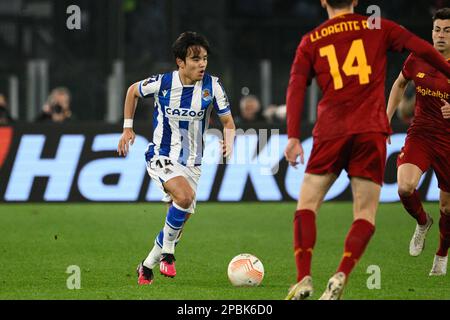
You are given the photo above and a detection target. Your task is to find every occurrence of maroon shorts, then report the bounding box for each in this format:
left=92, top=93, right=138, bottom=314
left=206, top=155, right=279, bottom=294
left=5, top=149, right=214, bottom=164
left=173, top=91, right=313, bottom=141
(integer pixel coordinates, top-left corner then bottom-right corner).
left=306, top=133, right=387, bottom=186
left=397, top=134, right=450, bottom=192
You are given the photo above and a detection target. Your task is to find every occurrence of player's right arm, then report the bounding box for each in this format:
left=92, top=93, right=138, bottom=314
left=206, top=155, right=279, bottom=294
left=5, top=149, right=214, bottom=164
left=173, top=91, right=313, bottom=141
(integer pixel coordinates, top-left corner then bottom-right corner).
left=117, top=82, right=140, bottom=157
left=117, top=75, right=161, bottom=156
left=387, top=72, right=410, bottom=125
left=386, top=72, right=411, bottom=145
left=285, top=36, right=312, bottom=168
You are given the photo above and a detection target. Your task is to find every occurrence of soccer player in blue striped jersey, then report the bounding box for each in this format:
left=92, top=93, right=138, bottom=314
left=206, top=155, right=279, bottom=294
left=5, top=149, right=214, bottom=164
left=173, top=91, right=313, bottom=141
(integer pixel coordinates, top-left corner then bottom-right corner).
left=117, top=32, right=236, bottom=284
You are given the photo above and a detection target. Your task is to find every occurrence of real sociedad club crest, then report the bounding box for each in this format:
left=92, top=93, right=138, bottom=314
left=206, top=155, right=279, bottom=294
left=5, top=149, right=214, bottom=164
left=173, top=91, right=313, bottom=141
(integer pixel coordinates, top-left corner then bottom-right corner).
left=202, top=89, right=212, bottom=102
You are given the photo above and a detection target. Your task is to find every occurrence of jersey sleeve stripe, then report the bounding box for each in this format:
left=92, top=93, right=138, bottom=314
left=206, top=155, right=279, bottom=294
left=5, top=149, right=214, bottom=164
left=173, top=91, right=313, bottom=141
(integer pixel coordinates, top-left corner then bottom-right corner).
left=216, top=106, right=231, bottom=116
left=138, top=81, right=145, bottom=97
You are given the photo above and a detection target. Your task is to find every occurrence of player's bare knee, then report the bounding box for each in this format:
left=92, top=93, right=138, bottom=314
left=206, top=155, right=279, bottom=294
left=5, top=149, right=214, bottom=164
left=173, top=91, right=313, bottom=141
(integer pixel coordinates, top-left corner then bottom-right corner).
left=175, top=198, right=192, bottom=210
left=297, top=195, right=321, bottom=212
left=174, top=192, right=194, bottom=209
left=397, top=181, right=416, bottom=197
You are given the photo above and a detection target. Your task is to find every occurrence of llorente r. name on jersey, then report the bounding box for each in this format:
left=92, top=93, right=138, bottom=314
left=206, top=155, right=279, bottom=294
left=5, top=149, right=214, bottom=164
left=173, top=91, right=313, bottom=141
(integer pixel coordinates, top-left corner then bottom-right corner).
left=139, top=70, right=231, bottom=166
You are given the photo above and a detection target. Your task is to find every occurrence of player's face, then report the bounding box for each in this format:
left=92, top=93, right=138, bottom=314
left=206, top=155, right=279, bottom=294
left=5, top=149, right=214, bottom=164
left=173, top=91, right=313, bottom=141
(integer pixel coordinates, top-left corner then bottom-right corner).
left=432, top=19, right=450, bottom=54
left=178, top=46, right=208, bottom=83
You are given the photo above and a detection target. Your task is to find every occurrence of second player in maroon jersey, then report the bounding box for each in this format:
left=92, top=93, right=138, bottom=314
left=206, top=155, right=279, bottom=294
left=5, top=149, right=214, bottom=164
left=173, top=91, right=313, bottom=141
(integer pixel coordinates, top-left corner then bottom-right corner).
left=387, top=7, right=450, bottom=277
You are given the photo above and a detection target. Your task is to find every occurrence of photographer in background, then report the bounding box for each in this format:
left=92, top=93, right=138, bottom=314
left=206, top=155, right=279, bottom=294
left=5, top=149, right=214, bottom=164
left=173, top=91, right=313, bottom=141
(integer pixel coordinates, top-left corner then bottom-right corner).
left=0, top=93, right=14, bottom=125
left=36, top=87, right=72, bottom=123
left=234, top=95, right=265, bottom=125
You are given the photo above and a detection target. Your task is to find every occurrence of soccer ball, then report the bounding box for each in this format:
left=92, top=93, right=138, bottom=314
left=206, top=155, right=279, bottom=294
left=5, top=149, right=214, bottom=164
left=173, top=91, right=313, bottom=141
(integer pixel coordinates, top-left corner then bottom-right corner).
left=227, top=253, right=264, bottom=287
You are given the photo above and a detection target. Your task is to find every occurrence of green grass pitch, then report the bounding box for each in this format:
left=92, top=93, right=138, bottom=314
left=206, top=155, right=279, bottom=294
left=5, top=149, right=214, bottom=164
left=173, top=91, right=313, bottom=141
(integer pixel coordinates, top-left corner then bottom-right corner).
left=0, top=202, right=448, bottom=300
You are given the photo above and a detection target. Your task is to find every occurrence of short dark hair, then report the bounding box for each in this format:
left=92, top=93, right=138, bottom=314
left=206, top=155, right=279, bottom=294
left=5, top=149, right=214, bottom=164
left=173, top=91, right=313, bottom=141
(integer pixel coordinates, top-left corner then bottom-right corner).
left=172, top=31, right=210, bottom=62
left=326, top=0, right=353, bottom=9
left=433, top=8, right=450, bottom=21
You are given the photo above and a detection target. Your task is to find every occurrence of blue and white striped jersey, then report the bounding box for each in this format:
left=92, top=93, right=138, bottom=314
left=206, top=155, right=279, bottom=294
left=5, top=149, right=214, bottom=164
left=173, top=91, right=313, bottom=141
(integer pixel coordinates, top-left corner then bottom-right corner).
left=139, top=70, right=231, bottom=166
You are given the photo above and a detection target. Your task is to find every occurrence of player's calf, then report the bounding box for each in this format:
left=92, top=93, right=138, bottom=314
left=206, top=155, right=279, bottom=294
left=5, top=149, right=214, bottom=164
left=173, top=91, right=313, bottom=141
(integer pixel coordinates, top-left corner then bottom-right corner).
left=162, top=203, right=189, bottom=252
left=161, top=205, right=187, bottom=278
left=399, top=190, right=429, bottom=226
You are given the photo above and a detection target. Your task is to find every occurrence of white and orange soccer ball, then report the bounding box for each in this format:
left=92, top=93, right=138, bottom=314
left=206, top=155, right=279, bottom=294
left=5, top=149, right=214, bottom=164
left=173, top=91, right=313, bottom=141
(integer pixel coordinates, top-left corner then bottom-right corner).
left=227, top=253, right=264, bottom=287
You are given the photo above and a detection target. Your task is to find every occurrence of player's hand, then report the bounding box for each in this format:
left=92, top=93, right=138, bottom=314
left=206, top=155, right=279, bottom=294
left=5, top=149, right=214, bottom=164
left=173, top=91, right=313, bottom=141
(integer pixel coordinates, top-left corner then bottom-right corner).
left=117, top=128, right=136, bottom=157
left=284, top=138, right=304, bottom=168
left=441, top=99, right=450, bottom=119
left=220, top=139, right=233, bottom=160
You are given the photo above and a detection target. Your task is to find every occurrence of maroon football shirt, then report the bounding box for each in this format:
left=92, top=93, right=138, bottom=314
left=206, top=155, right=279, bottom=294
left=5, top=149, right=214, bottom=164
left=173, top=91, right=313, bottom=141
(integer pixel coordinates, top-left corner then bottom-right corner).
left=287, top=13, right=450, bottom=141
left=402, top=54, right=450, bottom=145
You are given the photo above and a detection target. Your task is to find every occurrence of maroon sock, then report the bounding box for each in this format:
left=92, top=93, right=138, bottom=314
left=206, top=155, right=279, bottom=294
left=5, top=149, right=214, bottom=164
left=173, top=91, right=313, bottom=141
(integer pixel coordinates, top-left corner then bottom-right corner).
left=337, top=219, right=375, bottom=276
left=437, top=211, right=450, bottom=257
left=293, top=209, right=316, bottom=282
left=399, top=190, right=428, bottom=225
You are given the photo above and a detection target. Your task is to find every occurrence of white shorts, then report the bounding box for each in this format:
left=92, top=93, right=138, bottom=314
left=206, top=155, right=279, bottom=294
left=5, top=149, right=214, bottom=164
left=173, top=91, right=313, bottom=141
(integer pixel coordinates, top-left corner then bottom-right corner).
left=146, top=156, right=201, bottom=213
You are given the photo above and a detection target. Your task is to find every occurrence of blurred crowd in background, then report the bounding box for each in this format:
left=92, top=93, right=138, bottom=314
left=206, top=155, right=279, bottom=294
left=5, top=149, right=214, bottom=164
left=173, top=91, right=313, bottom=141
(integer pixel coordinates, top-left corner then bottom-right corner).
left=0, top=0, right=448, bottom=126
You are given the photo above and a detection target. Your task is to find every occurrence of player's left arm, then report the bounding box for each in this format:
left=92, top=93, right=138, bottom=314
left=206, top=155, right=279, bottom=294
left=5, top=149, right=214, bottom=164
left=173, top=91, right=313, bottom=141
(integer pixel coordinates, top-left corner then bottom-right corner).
left=441, top=99, right=450, bottom=119
left=219, top=113, right=236, bottom=159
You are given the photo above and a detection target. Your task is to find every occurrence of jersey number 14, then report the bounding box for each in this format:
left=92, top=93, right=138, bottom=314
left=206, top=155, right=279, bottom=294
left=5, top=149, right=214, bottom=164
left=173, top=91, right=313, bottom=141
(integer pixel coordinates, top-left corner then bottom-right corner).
left=320, top=39, right=372, bottom=90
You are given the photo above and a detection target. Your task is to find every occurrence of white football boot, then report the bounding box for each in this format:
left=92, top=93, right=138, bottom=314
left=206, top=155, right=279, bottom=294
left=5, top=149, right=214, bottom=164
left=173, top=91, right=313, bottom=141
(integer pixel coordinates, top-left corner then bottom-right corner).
left=285, top=276, right=313, bottom=300
left=319, top=272, right=346, bottom=300
left=409, top=215, right=433, bottom=257
left=429, top=255, right=448, bottom=276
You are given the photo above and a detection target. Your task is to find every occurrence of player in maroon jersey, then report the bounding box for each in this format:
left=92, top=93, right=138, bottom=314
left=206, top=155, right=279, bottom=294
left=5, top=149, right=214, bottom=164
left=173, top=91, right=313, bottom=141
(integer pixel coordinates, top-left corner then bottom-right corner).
left=284, top=0, right=450, bottom=300
left=387, top=8, right=450, bottom=277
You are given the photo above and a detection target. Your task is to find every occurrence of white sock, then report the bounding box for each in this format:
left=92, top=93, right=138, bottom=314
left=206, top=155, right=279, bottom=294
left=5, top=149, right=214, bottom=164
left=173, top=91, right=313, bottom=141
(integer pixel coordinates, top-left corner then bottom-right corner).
left=143, top=228, right=184, bottom=269
left=143, top=242, right=162, bottom=269
left=162, top=223, right=181, bottom=254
